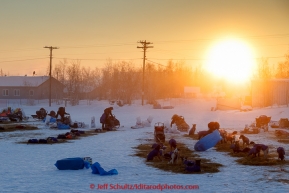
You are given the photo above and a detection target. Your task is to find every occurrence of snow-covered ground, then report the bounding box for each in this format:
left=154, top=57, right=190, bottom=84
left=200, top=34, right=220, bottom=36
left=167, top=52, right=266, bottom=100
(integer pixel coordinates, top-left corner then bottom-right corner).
left=0, top=98, right=289, bottom=193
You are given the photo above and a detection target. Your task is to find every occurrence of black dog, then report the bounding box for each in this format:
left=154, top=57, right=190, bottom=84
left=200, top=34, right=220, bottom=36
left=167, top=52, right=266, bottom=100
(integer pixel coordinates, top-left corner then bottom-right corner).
left=241, top=147, right=251, bottom=153
left=277, top=147, right=285, bottom=161
left=230, top=141, right=241, bottom=153
left=231, top=142, right=250, bottom=153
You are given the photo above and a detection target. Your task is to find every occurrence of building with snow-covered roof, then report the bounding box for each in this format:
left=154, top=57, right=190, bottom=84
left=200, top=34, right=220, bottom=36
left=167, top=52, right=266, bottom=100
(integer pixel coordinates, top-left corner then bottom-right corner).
left=0, top=76, right=64, bottom=100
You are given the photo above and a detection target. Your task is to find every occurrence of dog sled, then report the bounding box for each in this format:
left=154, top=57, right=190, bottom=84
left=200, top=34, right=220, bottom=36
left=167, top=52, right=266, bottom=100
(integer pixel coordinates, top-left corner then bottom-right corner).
left=171, top=114, right=189, bottom=132
left=59, top=114, right=72, bottom=125
left=241, top=126, right=260, bottom=134
left=154, top=122, right=165, bottom=143
left=103, top=114, right=120, bottom=130
left=0, top=107, right=27, bottom=122
left=270, top=118, right=289, bottom=129
left=255, top=115, right=271, bottom=130
left=0, top=107, right=11, bottom=122
left=31, top=108, right=47, bottom=120
left=275, top=130, right=289, bottom=137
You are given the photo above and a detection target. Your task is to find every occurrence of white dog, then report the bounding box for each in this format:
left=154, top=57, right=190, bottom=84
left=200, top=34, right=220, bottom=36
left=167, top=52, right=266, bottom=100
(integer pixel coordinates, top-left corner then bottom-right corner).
left=170, top=124, right=180, bottom=134
left=142, top=116, right=153, bottom=127
left=131, top=116, right=154, bottom=129
left=168, top=148, right=179, bottom=164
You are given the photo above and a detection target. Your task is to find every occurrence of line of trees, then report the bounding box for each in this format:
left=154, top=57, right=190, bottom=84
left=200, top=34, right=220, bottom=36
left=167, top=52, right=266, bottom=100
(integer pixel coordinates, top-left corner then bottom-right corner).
left=256, top=52, right=289, bottom=79
left=51, top=51, right=289, bottom=104
left=51, top=58, right=215, bottom=104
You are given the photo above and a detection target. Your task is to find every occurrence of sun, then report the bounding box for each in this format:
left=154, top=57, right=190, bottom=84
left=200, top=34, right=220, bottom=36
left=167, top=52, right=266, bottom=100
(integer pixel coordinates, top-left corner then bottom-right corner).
left=205, top=38, right=256, bottom=84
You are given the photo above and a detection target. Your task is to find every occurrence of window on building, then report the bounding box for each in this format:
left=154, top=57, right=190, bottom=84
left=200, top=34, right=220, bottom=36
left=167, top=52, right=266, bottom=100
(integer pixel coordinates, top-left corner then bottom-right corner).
left=29, top=90, right=34, bottom=96
left=14, top=89, right=20, bottom=96
left=2, top=89, right=9, bottom=96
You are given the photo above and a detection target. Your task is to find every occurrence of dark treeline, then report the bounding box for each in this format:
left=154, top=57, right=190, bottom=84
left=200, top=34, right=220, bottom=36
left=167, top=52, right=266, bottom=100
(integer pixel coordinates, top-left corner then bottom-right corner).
left=257, top=52, right=289, bottom=79
left=52, top=52, right=289, bottom=104
left=51, top=59, right=215, bottom=104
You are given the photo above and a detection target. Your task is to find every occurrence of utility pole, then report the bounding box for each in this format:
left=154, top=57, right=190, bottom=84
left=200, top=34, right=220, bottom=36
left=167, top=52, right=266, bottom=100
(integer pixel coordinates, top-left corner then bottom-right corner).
left=137, top=40, right=153, bottom=106
left=44, top=46, right=59, bottom=107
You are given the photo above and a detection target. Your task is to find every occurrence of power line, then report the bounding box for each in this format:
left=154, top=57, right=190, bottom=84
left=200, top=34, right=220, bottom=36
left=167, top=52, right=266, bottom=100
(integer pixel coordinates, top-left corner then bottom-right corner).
left=1, top=33, right=288, bottom=53
left=148, top=56, right=286, bottom=61
left=59, top=42, right=137, bottom=49
left=0, top=57, right=48, bottom=63
left=0, top=55, right=286, bottom=64
left=146, top=59, right=167, bottom=67
left=150, top=34, right=289, bottom=45
left=53, top=57, right=141, bottom=61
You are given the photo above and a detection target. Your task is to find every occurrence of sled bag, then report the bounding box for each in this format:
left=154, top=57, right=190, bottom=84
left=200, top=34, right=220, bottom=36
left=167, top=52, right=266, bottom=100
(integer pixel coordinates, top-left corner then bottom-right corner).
left=57, top=134, right=66, bottom=139
left=91, top=162, right=118, bottom=175
left=28, top=139, right=38, bottom=143
left=39, top=139, right=47, bottom=143
left=57, top=123, right=70, bottom=129
left=55, top=157, right=90, bottom=170
left=47, top=137, right=58, bottom=143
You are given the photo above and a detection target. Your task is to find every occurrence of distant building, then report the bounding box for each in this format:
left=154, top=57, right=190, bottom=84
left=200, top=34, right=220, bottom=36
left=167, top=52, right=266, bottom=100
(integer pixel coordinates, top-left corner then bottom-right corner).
left=0, top=76, right=64, bottom=100
left=251, top=79, right=289, bottom=107
left=184, top=86, right=201, bottom=98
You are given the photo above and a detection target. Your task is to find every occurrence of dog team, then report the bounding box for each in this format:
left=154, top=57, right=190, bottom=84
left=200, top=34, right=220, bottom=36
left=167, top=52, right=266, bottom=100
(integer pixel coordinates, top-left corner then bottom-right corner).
left=197, top=121, right=285, bottom=161
left=146, top=121, right=286, bottom=172
left=146, top=138, right=201, bottom=172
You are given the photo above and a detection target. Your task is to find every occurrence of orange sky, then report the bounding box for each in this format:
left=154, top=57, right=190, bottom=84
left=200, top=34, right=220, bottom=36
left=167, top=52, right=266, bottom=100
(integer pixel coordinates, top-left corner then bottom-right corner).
left=0, top=0, right=289, bottom=76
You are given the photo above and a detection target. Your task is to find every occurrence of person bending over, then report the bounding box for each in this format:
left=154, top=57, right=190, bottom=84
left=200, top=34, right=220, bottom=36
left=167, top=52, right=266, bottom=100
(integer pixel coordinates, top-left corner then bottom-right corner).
left=56, top=107, right=69, bottom=122
left=100, top=107, right=114, bottom=129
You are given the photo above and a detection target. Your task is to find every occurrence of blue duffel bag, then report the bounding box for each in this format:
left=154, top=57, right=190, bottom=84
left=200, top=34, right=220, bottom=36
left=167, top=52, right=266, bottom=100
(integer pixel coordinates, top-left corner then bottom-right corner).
left=57, top=123, right=70, bottom=129
left=55, top=157, right=90, bottom=170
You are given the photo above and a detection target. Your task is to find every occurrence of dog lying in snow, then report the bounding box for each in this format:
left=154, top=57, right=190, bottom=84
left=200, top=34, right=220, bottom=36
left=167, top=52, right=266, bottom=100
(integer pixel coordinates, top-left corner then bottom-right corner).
left=230, top=141, right=251, bottom=153
left=163, top=121, right=181, bottom=134
left=131, top=116, right=153, bottom=129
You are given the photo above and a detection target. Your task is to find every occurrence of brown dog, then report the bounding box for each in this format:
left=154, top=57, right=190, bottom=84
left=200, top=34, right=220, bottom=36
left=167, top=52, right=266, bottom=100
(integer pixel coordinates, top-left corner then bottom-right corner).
left=239, top=135, right=250, bottom=147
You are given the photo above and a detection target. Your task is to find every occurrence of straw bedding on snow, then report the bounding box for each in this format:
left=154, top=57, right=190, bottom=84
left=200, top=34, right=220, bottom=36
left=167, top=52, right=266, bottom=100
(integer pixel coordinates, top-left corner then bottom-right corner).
left=133, top=141, right=222, bottom=174
left=0, top=124, right=38, bottom=132
left=16, top=129, right=100, bottom=145
left=215, top=143, right=289, bottom=166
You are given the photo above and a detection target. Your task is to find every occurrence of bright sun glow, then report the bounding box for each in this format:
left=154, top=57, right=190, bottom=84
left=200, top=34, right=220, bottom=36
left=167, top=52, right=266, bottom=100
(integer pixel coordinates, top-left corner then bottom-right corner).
left=205, top=38, right=256, bottom=84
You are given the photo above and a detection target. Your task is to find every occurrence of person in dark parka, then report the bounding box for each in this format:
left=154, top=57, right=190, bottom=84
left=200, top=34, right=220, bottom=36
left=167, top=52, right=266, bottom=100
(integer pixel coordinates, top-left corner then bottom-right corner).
left=56, top=107, right=69, bottom=122
left=100, top=107, right=114, bottom=129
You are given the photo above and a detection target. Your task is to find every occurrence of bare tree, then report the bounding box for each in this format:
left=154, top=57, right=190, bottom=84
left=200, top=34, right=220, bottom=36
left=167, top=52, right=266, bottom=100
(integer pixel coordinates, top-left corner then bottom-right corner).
left=118, top=61, right=140, bottom=104
left=66, top=60, right=81, bottom=105
left=256, top=58, right=272, bottom=79
left=275, top=52, right=289, bottom=78
left=53, top=59, right=67, bottom=84
left=99, top=60, right=141, bottom=104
